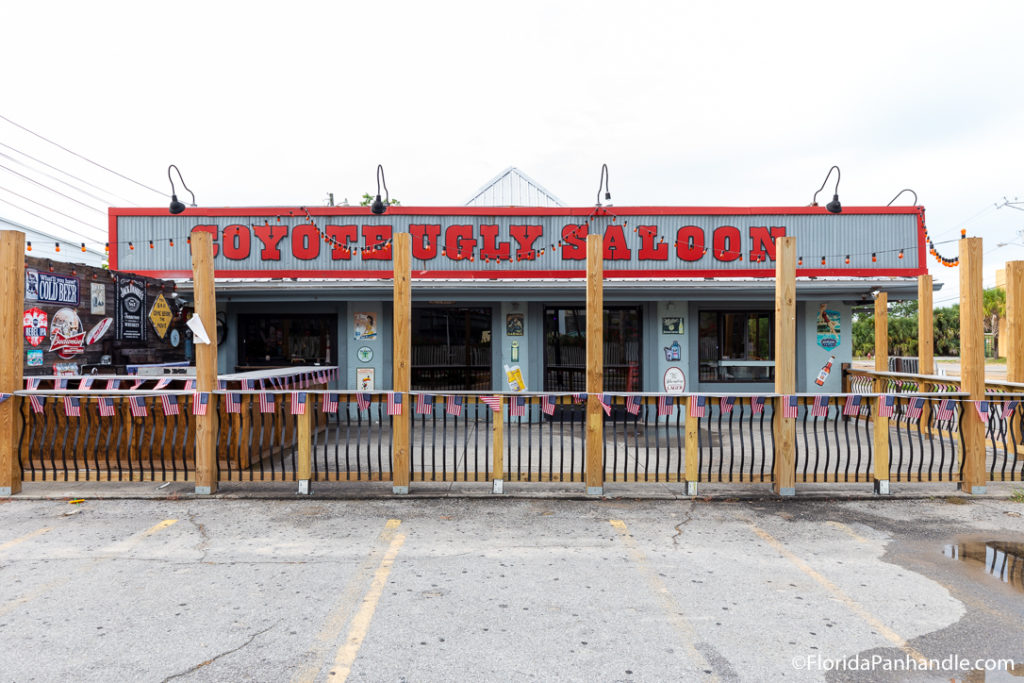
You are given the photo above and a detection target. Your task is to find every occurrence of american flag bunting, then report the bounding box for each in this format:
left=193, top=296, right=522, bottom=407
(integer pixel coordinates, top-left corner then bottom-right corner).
left=106, top=379, right=121, bottom=391
left=657, top=395, right=674, bottom=416
left=751, top=395, right=765, bottom=415
left=154, top=378, right=171, bottom=390
left=322, top=393, right=339, bottom=413
left=1002, top=400, right=1019, bottom=419
left=78, top=377, right=93, bottom=391
left=63, top=395, right=81, bottom=417
left=974, top=400, right=990, bottom=424
left=597, top=393, right=612, bottom=416
left=192, top=392, right=210, bottom=416
left=480, top=395, right=503, bottom=412
left=810, top=395, right=829, bottom=417
left=720, top=395, right=736, bottom=415
left=0, top=393, right=11, bottom=404
left=572, top=393, right=586, bottom=404
left=878, top=394, right=896, bottom=418
left=843, top=394, right=862, bottom=416
left=625, top=395, right=642, bottom=415
left=386, top=392, right=403, bottom=416
left=447, top=394, right=464, bottom=417
left=783, top=395, right=799, bottom=418
left=415, top=393, right=434, bottom=415
left=541, top=394, right=556, bottom=416
left=935, top=398, right=955, bottom=422
left=290, top=392, right=306, bottom=415
left=129, top=396, right=147, bottom=417
left=259, top=391, right=275, bottom=413
left=510, top=395, right=526, bottom=417
left=184, top=379, right=196, bottom=391
left=161, top=394, right=179, bottom=416
left=97, top=396, right=116, bottom=417
left=225, top=392, right=241, bottom=414
left=689, top=395, right=707, bottom=418
left=356, top=393, right=371, bottom=413
left=905, top=397, right=925, bottom=421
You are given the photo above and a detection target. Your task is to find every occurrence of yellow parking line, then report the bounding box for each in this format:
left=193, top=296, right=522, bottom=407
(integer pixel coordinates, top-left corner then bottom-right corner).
left=293, top=519, right=404, bottom=683
left=610, top=520, right=716, bottom=680
left=327, top=523, right=406, bottom=682
left=825, top=520, right=870, bottom=544
left=141, top=519, right=178, bottom=537
left=745, top=519, right=927, bottom=665
left=0, top=526, right=50, bottom=552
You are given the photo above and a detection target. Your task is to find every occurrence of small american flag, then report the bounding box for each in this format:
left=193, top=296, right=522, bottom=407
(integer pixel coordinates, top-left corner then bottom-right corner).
left=905, top=397, right=925, bottom=421
left=26, top=378, right=41, bottom=391
left=843, top=394, right=862, bottom=416
left=192, top=392, right=210, bottom=416
left=78, top=377, right=94, bottom=391
left=154, top=378, right=171, bottom=390
left=510, top=395, right=526, bottom=417
left=356, top=393, right=371, bottom=412
left=225, top=392, right=241, bottom=414
left=106, top=379, right=120, bottom=391
left=597, top=394, right=612, bottom=416
left=386, top=392, right=403, bottom=416
left=415, top=393, right=434, bottom=415
left=29, top=394, right=45, bottom=414
left=259, top=392, right=275, bottom=414
left=572, top=393, right=587, bottom=404
left=0, top=393, right=11, bottom=404
left=935, top=398, right=955, bottom=422
left=130, top=379, right=145, bottom=391
left=810, top=395, right=829, bottom=417
left=56, top=378, right=68, bottom=390
left=184, top=379, right=196, bottom=391
left=541, top=394, right=556, bottom=416
left=241, top=379, right=254, bottom=391
left=161, top=394, right=179, bottom=416
left=751, top=396, right=765, bottom=415
left=1002, top=400, right=1019, bottom=419
left=720, top=396, right=736, bottom=415
left=689, top=395, right=707, bottom=418
left=290, top=392, right=306, bottom=415
left=98, top=396, right=116, bottom=417
left=625, top=395, right=642, bottom=415
left=129, top=395, right=147, bottom=417
left=218, top=380, right=227, bottom=390
left=63, top=395, right=81, bottom=417
left=657, top=395, right=674, bottom=417
left=974, top=400, right=990, bottom=424
left=878, top=394, right=896, bottom=418
left=323, top=393, right=339, bottom=413
left=480, top=395, right=503, bottom=412
left=447, top=394, right=464, bottom=417
left=782, top=395, right=799, bottom=419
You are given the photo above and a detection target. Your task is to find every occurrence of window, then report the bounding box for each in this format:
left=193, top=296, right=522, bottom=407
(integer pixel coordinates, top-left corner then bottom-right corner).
left=544, top=306, right=642, bottom=391
left=411, top=307, right=492, bottom=390
left=237, top=313, right=336, bottom=370
left=698, top=310, right=774, bottom=382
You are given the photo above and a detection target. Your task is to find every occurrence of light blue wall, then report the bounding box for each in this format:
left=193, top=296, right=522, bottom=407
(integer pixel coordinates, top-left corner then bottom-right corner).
left=348, top=302, right=384, bottom=391
left=799, top=301, right=851, bottom=393
left=654, top=301, right=689, bottom=392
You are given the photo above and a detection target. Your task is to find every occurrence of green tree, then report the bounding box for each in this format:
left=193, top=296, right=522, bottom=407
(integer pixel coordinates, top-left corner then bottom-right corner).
left=933, top=305, right=960, bottom=356
left=359, top=193, right=401, bottom=207
left=983, top=287, right=1006, bottom=356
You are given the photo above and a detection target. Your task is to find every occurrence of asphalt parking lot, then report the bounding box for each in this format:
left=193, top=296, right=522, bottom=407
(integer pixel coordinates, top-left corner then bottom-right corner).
left=2, top=486, right=1024, bottom=682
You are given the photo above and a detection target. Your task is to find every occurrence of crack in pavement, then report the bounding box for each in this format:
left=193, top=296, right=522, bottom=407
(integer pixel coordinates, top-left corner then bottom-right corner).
left=161, top=622, right=278, bottom=682
left=188, top=512, right=211, bottom=563
left=671, top=502, right=695, bottom=546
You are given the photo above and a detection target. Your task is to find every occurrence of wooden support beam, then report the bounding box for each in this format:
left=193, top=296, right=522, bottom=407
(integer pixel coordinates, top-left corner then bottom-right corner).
left=392, top=233, right=411, bottom=494
left=773, top=236, right=796, bottom=496
left=585, top=233, right=604, bottom=495
left=0, top=231, right=25, bottom=495
left=190, top=231, right=219, bottom=494
left=296, top=408, right=312, bottom=493
left=873, top=292, right=890, bottom=491
left=918, top=275, right=934, bottom=375
left=1007, top=262, right=1024, bottom=384
left=491, top=397, right=504, bottom=494
left=960, top=238, right=986, bottom=493
left=684, top=397, right=699, bottom=495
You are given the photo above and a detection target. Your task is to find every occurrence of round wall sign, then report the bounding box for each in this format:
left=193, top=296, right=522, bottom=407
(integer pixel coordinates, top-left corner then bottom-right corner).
left=357, top=346, right=373, bottom=362
left=169, top=328, right=182, bottom=348
left=663, top=366, right=686, bottom=394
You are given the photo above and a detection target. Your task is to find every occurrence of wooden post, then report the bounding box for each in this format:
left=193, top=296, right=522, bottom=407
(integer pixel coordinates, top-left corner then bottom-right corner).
left=491, top=396, right=504, bottom=493
left=191, top=231, right=219, bottom=494
left=585, top=233, right=604, bottom=495
left=773, top=236, right=796, bottom=496
left=1006, top=262, right=1024, bottom=384
left=684, top=397, right=699, bottom=494
left=296, top=408, right=312, bottom=494
left=392, top=233, right=411, bottom=494
left=960, top=238, right=986, bottom=493
left=873, top=292, right=890, bottom=493
left=918, top=275, right=934, bottom=376
left=0, top=231, right=25, bottom=495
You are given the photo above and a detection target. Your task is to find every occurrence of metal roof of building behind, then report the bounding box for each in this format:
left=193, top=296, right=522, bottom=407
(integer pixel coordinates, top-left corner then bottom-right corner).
left=464, top=167, right=565, bottom=207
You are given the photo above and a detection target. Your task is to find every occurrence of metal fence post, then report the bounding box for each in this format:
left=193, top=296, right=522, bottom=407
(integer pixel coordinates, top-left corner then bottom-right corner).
left=873, top=291, right=890, bottom=494
left=0, top=231, right=25, bottom=496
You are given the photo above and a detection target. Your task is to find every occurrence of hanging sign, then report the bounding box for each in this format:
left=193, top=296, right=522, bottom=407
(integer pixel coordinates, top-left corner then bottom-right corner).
left=23, top=308, right=48, bottom=347
left=25, top=269, right=79, bottom=305
left=86, top=317, right=113, bottom=345
left=816, top=305, right=841, bottom=350
left=664, top=367, right=686, bottom=394
left=115, top=276, right=147, bottom=341
left=149, top=293, right=173, bottom=339
left=27, top=349, right=43, bottom=367
left=48, top=307, right=86, bottom=359
left=90, top=282, right=106, bottom=314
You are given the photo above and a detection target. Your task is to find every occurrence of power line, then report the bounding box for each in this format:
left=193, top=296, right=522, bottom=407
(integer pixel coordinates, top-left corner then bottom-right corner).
left=0, top=112, right=168, bottom=198
left=0, top=197, right=106, bottom=245
left=0, top=186, right=107, bottom=236
left=0, top=143, right=139, bottom=206
left=0, top=162, right=107, bottom=215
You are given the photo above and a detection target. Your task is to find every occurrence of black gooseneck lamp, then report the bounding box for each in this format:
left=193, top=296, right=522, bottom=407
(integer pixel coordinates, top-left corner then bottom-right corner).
left=887, top=189, right=918, bottom=206
left=370, top=164, right=389, bottom=215
left=595, top=163, right=611, bottom=207
left=811, top=165, right=842, bottom=214
left=168, top=165, right=196, bottom=215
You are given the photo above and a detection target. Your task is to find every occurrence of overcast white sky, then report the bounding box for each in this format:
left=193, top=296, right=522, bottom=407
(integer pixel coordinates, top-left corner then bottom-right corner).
left=2, top=0, right=1022, bottom=306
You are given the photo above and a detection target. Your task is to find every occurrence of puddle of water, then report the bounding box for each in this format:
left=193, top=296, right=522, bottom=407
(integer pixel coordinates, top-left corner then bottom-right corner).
left=943, top=541, right=1024, bottom=593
